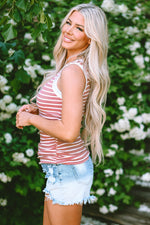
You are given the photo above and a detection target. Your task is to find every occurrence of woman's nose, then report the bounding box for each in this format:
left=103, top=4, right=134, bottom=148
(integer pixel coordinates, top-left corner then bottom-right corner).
left=66, top=25, right=73, bottom=34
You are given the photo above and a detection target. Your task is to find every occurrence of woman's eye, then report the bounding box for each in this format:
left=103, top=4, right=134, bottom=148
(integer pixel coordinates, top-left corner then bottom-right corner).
left=66, top=21, right=71, bottom=25
left=77, top=27, right=83, bottom=32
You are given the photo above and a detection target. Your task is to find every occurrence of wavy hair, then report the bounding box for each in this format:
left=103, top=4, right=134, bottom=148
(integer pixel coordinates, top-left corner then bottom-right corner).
left=34, top=3, right=110, bottom=163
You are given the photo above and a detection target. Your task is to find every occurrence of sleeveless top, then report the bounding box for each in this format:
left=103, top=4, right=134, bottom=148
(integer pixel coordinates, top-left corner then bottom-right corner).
left=36, top=59, right=91, bottom=165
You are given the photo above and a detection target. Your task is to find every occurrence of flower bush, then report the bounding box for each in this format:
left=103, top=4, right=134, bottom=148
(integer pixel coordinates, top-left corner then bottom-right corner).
left=0, top=0, right=150, bottom=224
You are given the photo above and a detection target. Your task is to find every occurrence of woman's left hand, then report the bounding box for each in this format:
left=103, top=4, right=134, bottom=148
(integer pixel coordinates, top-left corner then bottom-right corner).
left=16, top=111, right=33, bottom=128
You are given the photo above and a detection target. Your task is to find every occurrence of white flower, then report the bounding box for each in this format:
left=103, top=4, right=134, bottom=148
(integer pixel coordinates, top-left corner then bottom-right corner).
left=6, top=103, right=17, bottom=113
left=99, top=205, right=109, bottom=214
left=134, top=116, right=143, bottom=124
left=109, top=204, right=118, bottom=212
left=16, top=93, right=22, bottom=99
left=129, top=42, right=141, bottom=52
left=134, top=55, right=145, bottom=69
left=124, top=108, right=138, bottom=120
left=110, top=144, right=118, bottom=149
left=101, top=0, right=115, bottom=12
left=141, top=173, right=150, bottom=182
left=145, top=41, right=150, bottom=50
left=129, top=125, right=146, bottom=140
left=134, top=6, right=142, bottom=15
left=104, top=169, right=114, bottom=177
left=0, top=75, right=8, bottom=87
left=20, top=98, right=29, bottom=104
left=26, top=148, right=34, bottom=157
left=38, top=34, right=45, bottom=43
left=129, top=149, right=144, bottom=156
left=146, top=49, right=150, bottom=55
left=8, top=19, right=17, bottom=25
left=1, top=85, right=10, bottom=94
left=0, top=112, right=11, bottom=121
left=24, top=33, right=32, bottom=40
left=12, top=152, right=30, bottom=164
left=8, top=48, right=15, bottom=56
left=116, top=168, right=123, bottom=175
left=0, top=100, right=6, bottom=110
left=0, top=172, right=12, bottom=183
left=138, top=204, right=150, bottom=213
left=28, top=39, right=36, bottom=45
left=137, top=93, right=142, bottom=100
left=108, top=187, right=116, bottom=196
left=118, top=4, right=128, bottom=13
left=4, top=133, right=12, bottom=144
left=144, top=23, right=150, bottom=35
left=124, top=26, right=139, bottom=36
left=119, top=106, right=127, bottom=113
left=0, top=198, right=7, bottom=207
left=25, top=58, right=31, bottom=66
left=112, top=118, right=130, bottom=133
left=106, top=149, right=116, bottom=157
left=116, top=174, right=120, bottom=181
left=96, top=188, right=105, bottom=196
left=142, top=113, right=150, bottom=124
left=24, top=66, right=37, bottom=79
left=145, top=56, right=149, bottom=62
left=120, top=133, right=129, bottom=140
left=132, top=16, right=140, bottom=23
left=6, top=63, right=13, bottom=73
left=42, top=55, right=50, bottom=61
left=115, top=182, right=118, bottom=187
left=117, top=97, right=125, bottom=105
left=144, top=74, right=150, bottom=82
left=3, top=95, right=12, bottom=104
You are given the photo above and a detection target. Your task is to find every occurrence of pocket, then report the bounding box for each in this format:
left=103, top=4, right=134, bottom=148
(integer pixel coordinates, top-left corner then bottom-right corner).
left=72, top=158, right=93, bottom=184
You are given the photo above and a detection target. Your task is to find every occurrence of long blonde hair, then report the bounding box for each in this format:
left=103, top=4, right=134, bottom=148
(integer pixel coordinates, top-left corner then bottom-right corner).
left=35, top=3, right=110, bottom=163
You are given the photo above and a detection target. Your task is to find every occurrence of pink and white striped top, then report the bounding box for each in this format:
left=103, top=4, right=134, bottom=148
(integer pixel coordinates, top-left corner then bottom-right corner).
left=36, top=59, right=91, bottom=165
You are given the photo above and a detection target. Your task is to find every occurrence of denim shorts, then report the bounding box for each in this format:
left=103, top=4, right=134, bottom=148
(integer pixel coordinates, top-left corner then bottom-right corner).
left=41, top=157, right=96, bottom=205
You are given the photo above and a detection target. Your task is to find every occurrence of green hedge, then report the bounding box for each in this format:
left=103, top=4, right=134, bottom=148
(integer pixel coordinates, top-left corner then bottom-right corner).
left=0, top=0, right=150, bottom=224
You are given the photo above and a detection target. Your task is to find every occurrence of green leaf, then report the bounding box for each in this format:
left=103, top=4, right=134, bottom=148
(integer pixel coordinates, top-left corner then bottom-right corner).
left=2, top=24, right=17, bottom=42
left=32, top=23, right=46, bottom=40
left=0, top=16, right=8, bottom=26
left=0, top=0, right=7, bottom=8
left=40, top=11, right=45, bottom=24
left=46, top=14, right=52, bottom=30
left=10, top=50, right=25, bottom=65
left=11, top=78, right=21, bottom=93
left=0, top=41, right=8, bottom=55
left=15, top=69, right=30, bottom=84
left=13, top=8, right=22, bottom=22
left=16, top=0, right=28, bottom=11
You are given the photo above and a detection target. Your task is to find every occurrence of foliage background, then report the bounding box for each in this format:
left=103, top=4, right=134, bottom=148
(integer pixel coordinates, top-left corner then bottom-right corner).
left=0, top=0, right=150, bottom=224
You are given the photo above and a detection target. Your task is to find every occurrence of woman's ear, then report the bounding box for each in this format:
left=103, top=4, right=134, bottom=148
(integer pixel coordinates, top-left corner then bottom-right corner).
left=88, top=39, right=91, bottom=45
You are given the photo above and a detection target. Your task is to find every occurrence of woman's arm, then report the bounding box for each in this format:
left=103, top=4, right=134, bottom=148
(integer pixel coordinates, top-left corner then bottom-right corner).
left=16, top=64, right=86, bottom=142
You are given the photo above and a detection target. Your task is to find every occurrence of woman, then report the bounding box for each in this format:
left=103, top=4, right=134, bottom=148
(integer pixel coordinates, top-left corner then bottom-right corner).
left=16, top=3, right=110, bottom=225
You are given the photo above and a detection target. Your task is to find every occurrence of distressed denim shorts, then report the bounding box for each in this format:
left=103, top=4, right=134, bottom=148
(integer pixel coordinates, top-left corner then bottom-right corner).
left=41, top=157, right=96, bottom=205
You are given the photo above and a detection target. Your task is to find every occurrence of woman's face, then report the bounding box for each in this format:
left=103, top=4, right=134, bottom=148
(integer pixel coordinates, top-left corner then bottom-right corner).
left=62, top=11, right=90, bottom=57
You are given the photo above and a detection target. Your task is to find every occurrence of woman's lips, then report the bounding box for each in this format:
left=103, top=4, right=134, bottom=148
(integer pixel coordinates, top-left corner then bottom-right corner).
left=63, top=36, right=74, bottom=43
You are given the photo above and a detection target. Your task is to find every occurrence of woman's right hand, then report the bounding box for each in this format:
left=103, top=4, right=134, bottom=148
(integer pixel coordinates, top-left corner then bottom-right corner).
left=18, top=104, right=39, bottom=115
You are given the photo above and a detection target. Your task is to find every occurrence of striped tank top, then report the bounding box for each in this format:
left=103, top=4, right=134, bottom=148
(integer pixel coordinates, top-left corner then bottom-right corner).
left=36, top=59, right=91, bottom=165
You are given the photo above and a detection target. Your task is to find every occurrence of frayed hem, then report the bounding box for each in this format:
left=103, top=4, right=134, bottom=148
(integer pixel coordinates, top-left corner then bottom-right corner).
left=44, top=190, right=96, bottom=206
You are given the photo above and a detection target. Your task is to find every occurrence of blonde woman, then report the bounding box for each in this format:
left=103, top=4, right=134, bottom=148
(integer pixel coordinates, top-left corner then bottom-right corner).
left=16, top=3, right=110, bottom=225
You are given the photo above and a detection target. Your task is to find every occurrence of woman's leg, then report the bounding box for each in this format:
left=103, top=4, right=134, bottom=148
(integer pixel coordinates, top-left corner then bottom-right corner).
left=43, top=197, right=52, bottom=225
left=43, top=197, right=83, bottom=225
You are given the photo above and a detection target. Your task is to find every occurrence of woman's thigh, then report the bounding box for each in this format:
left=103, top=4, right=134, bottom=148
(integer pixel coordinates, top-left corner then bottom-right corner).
left=44, top=197, right=82, bottom=225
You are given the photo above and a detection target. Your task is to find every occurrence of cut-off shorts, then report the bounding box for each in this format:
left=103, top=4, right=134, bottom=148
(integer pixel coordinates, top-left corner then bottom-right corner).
left=41, top=157, right=96, bottom=205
